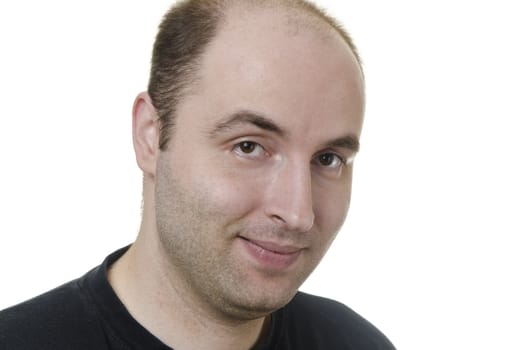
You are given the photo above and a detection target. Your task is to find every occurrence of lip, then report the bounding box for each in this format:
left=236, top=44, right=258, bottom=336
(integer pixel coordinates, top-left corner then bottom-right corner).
left=237, top=236, right=303, bottom=270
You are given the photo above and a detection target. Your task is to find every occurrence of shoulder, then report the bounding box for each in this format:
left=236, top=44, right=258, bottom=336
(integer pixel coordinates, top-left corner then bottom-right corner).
left=0, top=276, right=105, bottom=349
left=283, top=292, right=396, bottom=349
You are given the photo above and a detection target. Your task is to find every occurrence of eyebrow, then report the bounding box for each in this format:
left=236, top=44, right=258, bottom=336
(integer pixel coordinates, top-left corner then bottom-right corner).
left=325, top=135, right=361, bottom=153
left=209, top=109, right=360, bottom=153
left=209, top=110, right=286, bottom=138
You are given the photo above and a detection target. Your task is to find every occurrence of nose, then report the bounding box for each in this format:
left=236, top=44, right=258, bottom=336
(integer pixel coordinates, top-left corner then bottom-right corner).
left=264, top=160, right=315, bottom=233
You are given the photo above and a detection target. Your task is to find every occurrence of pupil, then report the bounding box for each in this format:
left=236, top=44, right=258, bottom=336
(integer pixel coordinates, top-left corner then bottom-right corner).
left=320, top=154, right=334, bottom=166
left=241, top=142, right=255, bottom=153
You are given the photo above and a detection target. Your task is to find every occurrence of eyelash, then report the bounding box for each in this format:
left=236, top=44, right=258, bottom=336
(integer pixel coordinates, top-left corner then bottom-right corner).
left=233, top=141, right=267, bottom=158
left=312, top=152, right=346, bottom=169
left=233, top=141, right=346, bottom=170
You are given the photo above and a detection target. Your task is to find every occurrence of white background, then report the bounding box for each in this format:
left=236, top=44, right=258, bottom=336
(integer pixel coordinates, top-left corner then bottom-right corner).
left=1, top=1, right=527, bottom=349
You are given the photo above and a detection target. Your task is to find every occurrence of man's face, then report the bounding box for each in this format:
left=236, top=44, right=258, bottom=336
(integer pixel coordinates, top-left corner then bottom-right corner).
left=154, top=10, right=364, bottom=321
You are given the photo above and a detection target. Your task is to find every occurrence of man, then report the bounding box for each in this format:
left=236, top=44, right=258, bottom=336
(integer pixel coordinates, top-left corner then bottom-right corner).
left=0, top=0, right=395, bottom=349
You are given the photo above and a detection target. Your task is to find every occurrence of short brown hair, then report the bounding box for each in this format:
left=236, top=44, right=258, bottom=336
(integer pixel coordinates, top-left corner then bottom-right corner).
left=148, top=0, right=362, bottom=150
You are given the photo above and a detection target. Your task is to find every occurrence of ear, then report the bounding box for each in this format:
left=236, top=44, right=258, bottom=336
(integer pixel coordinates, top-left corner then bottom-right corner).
left=132, top=92, right=159, bottom=178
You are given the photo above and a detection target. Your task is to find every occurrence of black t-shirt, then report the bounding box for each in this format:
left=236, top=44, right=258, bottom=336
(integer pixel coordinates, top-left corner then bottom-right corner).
left=0, top=247, right=395, bottom=349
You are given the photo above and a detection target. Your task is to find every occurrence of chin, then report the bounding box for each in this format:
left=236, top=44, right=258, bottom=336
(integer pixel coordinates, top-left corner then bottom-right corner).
left=223, top=284, right=298, bottom=321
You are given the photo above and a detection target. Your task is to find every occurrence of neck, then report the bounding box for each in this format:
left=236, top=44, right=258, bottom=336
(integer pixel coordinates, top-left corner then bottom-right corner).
left=108, top=213, right=268, bottom=349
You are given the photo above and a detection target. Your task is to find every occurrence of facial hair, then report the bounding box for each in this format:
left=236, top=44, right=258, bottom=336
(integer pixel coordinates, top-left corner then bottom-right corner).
left=153, top=155, right=332, bottom=322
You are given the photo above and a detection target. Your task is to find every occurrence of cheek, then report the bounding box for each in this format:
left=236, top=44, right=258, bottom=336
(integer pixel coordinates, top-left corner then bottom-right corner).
left=186, top=162, right=264, bottom=219
left=313, top=182, right=351, bottom=236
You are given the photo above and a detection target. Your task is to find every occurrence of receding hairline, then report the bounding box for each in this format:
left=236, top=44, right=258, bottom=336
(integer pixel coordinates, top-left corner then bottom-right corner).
left=183, top=0, right=363, bottom=75
left=221, top=0, right=362, bottom=69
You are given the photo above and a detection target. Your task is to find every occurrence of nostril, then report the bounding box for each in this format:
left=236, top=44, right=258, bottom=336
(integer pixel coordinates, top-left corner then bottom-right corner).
left=270, top=212, right=314, bottom=233
left=271, top=214, right=286, bottom=223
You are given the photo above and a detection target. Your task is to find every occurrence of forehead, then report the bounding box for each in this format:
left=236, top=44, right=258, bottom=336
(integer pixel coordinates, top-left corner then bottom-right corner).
left=180, top=5, right=364, bottom=138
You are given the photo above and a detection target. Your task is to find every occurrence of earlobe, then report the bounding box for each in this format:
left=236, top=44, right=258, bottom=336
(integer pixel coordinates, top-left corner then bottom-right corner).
left=132, top=92, right=159, bottom=178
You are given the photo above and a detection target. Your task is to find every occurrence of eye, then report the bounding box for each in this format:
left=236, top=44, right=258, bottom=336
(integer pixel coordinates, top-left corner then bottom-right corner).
left=313, top=152, right=345, bottom=169
left=233, top=141, right=266, bottom=158
left=238, top=141, right=257, bottom=154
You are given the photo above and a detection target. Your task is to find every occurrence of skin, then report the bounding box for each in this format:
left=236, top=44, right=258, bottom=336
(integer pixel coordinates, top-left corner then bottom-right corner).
left=109, top=5, right=365, bottom=350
